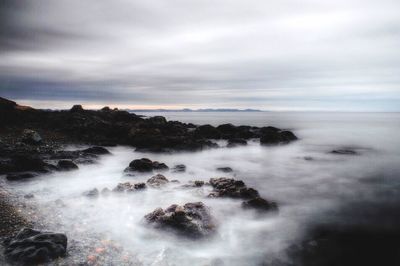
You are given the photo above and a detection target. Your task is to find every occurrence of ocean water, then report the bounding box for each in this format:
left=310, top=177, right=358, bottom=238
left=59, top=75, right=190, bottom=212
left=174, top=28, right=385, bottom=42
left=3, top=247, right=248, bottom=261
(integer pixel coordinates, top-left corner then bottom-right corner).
left=4, top=112, right=400, bottom=265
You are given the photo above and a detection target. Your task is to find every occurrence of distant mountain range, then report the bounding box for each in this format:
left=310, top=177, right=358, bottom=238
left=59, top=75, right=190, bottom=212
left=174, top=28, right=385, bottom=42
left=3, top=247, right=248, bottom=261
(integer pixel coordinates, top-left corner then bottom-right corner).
left=126, top=108, right=263, bottom=112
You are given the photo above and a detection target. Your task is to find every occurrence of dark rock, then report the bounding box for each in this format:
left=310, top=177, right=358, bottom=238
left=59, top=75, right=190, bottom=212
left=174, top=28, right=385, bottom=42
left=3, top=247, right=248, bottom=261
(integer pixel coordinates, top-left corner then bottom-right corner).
left=70, top=104, right=84, bottom=112
left=147, top=116, right=167, bottom=125
left=6, top=172, right=37, bottom=181
left=144, top=202, right=215, bottom=238
left=147, top=174, right=169, bottom=188
left=209, top=177, right=259, bottom=199
left=81, top=146, right=110, bottom=155
left=242, top=197, right=278, bottom=212
left=194, top=125, right=221, bottom=139
left=101, top=106, right=111, bottom=111
left=21, top=129, right=42, bottom=145
left=57, top=160, right=78, bottom=171
left=216, top=167, right=233, bottom=173
left=126, top=158, right=168, bottom=172
left=172, top=164, right=186, bottom=173
left=181, top=180, right=206, bottom=189
left=227, top=138, right=247, bottom=147
left=217, top=124, right=237, bottom=138
left=260, top=129, right=297, bottom=145
left=7, top=155, right=50, bottom=173
left=331, top=149, right=358, bottom=155
left=4, top=228, right=67, bottom=265
left=83, top=188, right=99, bottom=197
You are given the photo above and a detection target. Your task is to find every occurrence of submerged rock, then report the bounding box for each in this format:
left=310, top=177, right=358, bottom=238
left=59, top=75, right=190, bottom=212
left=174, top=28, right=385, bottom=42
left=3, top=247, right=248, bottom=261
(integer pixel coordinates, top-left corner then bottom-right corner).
left=331, top=149, right=358, bottom=155
left=147, top=174, right=169, bottom=188
left=57, top=160, right=78, bottom=171
left=126, top=158, right=169, bottom=172
left=112, top=182, right=146, bottom=192
left=242, top=197, right=278, bottom=212
left=4, top=228, right=67, bottom=265
left=172, top=164, right=186, bottom=173
left=21, top=129, right=42, bottom=145
left=216, top=167, right=233, bottom=173
left=144, top=202, right=215, bottom=238
left=6, top=172, right=37, bottom=181
left=83, top=188, right=99, bottom=198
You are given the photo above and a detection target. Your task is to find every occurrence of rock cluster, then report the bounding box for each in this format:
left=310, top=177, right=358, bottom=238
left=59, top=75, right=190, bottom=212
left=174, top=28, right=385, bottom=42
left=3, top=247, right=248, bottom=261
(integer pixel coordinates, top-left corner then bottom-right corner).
left=144, top=202, right=215, bottom=238
left=209, top=177, right=278, bottom=212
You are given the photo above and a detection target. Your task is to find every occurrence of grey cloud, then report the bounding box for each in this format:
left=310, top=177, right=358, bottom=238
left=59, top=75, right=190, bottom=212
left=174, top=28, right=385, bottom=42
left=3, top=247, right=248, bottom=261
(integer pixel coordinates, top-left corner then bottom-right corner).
left=0, top=0, right=399, bottom=110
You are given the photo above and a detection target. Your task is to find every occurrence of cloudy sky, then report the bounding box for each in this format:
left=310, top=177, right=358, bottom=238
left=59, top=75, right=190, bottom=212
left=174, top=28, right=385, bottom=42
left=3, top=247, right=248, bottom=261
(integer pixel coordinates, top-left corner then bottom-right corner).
left=1, top=0, right=400, bottom=111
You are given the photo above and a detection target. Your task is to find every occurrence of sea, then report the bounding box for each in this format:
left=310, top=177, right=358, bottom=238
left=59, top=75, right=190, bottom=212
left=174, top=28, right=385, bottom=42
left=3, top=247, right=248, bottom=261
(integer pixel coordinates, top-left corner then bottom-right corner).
left=3, top=112, right=400, bottom=265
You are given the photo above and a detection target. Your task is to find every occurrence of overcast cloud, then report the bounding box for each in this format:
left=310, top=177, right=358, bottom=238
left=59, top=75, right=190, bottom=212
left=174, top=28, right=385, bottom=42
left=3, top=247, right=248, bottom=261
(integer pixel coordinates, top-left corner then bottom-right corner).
left=1, top=0, right=400, bottom=110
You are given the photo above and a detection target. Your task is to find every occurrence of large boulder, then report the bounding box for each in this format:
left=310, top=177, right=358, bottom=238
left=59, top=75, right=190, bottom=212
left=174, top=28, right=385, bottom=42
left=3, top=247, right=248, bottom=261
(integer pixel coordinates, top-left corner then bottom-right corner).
left=70, top=104, right=84, bottom=112
left=144, top=202, right=215, bottom=238
left=126, top=158, right=168, bottom=172
left=21, top=129, right=42, bottom=145
left=4, top=228, right=67, bottom=265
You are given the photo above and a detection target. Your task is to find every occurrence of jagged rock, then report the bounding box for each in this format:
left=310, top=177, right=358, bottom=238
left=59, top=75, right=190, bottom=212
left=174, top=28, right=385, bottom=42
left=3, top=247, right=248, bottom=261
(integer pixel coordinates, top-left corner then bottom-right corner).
left=227, top=138, right=247, bottom=147
left=209, top=177, right=259, bottom=199
left=81, top=146, right=110, bottom=155
left=172, top=164, right=186, bottom=173
left=126, top=158, right=168, bottom=172
left=242, top=197, right=278, bottom=212
left=144, top=202, right=215, bottom=238
left=21, top=129, right=42, bottom=145
left=216, top=167, right=233, bottom=173
left=57, top=160, right=78, bottom=171
left=147, top=174, right=169, bottom=187
left=4, top=228, right=67, bottom=264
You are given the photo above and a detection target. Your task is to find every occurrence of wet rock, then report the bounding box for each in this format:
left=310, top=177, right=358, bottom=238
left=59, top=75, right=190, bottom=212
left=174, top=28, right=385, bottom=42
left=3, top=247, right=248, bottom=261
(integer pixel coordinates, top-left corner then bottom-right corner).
left=81, top=146, right=110, bottom=155
left=6, top=172, right=37, bottom=181
left=242, top=197, right=278, bottom=212
left=3, top=228, right=67, bottom=265
left=331, top=149, right=358, bottom=155
left=101, top=106, right=111, bottom=111
left=227, top=138, right=247, bottom=147
left=83, top=188, right=99, bottom=197
left=260, top=129, right=297, bottom=145
left=57, top=160, right=78, bottom=171
left=147, top=116, right=167, bottom=125
left=144, top=202, right=215, bottom=238
left=217, top=123, right=237, bottom=138
left=209, top=177, right=259, bottom=199
left=147, top=174, right=169, bottom=188
left=70, top=104, right=84, bottom=112
left=126, top=158, right=168, bottom=172
left=21, top=129, right=42, bottom=145
left=181, top=180, right=206, bottom=189
left=172, top=164, right=186, bottom=173
left=216, top=167, right=233, bottom=173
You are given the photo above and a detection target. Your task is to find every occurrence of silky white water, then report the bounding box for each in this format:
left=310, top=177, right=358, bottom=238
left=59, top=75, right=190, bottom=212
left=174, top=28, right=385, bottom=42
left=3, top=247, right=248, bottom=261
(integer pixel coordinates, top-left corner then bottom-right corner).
left=4, top=112, right=400, bottom=265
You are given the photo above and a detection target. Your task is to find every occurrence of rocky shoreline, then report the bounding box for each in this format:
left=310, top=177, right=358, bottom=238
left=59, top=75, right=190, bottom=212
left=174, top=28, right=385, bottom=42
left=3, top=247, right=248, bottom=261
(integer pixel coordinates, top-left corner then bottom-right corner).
left=0, top=97, right=299, bottom=265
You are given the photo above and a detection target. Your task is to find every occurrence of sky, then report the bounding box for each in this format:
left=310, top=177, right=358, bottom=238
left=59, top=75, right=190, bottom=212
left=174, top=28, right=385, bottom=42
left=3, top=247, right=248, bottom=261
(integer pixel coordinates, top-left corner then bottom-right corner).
left=1, top=0, right=400, bottom=111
